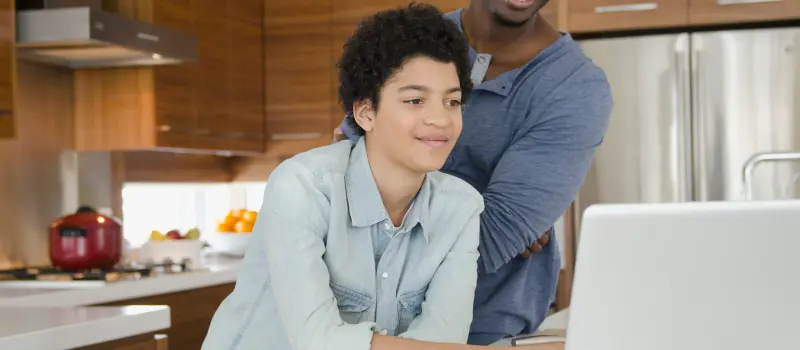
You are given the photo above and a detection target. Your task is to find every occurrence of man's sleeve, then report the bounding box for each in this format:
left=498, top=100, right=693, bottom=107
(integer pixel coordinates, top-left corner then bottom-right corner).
left=477, top=77, right=613, bottom=274
left=337, top=116, right=360, bottom=141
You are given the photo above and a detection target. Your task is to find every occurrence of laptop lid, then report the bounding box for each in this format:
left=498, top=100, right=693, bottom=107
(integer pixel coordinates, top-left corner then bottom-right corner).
left=566, top=200, right=800, bottom=350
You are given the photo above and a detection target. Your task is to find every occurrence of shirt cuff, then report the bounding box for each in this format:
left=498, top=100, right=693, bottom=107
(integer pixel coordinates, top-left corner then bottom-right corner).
left=327, top=322, right=378, bottom=350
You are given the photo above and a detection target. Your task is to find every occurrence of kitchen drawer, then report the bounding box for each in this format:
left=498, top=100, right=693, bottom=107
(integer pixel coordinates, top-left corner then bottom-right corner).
left=568, top=0, right=689, bottom=33
left=689, top=0, right=800, bottom=25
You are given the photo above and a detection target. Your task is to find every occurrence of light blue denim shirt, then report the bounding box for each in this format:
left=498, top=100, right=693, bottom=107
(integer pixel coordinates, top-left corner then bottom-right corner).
left=202, top=138, right=485, bottom=350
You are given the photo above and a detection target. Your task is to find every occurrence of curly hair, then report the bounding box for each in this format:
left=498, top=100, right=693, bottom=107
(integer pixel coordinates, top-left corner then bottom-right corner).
left=337, top=2, right=474, bottom=136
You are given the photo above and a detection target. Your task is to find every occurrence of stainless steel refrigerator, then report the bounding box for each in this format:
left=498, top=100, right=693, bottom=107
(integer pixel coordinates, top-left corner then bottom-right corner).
left=574, top=28, right=800, bottom=234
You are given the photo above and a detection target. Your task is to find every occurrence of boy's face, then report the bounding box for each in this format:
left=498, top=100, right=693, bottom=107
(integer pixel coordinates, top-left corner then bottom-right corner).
left=354, top=56, right=463, bottom=174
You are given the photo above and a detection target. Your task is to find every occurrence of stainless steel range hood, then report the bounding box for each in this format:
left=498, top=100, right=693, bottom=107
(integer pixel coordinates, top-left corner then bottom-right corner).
left=15, top=7, right=198, bottom=69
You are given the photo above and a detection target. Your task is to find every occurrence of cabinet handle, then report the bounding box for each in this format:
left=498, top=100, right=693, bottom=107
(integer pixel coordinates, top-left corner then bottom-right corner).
left=0, top=109, right=11, bottom=116
left=271, top=132, right=322, bottom=141
left=717, top=0, right=780, bottom=5
left=157, top=125, right=171, bottom=132
left=595, top=3, right=658, bottom=13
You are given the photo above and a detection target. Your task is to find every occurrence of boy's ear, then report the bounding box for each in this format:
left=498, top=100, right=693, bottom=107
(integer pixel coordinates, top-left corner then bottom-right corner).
left=353, top=100, right=376, bottom=133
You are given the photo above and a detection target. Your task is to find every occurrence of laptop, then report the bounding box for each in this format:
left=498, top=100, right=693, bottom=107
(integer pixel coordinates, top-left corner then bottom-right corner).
left=565, top=200, right=800, bottom=350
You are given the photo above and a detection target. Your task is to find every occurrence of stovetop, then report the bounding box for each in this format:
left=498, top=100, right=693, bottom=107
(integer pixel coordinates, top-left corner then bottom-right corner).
left=0, top=260, right=192, bottom=283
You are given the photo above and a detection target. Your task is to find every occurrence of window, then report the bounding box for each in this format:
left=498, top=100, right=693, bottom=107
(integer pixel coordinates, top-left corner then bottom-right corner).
left=121, top=182, right=266, bottom=247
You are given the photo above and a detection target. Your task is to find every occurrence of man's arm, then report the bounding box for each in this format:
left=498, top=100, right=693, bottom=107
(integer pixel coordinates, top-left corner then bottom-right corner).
left=477, top=78, right=612, bottom=274
left=399, top=207, right=482, bottom=343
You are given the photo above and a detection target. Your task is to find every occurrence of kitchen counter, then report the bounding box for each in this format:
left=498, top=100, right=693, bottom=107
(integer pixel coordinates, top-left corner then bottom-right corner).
left=0, top=305, right=170, bottom=350
left=0, top=254, right=242, bottom=307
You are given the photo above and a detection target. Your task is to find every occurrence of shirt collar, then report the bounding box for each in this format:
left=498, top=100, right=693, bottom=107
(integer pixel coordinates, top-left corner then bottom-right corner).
left=445, top=8, right=572, bottom=96
left=345, top=137, right=430, bottom=242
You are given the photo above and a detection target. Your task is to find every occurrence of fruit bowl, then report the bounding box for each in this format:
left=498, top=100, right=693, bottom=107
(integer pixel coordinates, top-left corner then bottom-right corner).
left=206, top=231, right=251, bottom=257
left=141, top=239, right=205, bottom=267
left=141, top=228, right=205, bottom=267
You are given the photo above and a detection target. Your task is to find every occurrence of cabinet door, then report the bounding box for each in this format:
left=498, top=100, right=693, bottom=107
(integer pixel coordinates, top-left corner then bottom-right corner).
left=569, top=0, right=688, bottom=33
left=227, top=0, right=265, bottom=149
left=0, top=0, right=14, bottom=138
left=265, top=0, right=333, bottom=154
left=153, top=0, right=198, bottom=135
left=195, top=0, right=230, bottom=137
left=689, top=0, right=800, bottom=25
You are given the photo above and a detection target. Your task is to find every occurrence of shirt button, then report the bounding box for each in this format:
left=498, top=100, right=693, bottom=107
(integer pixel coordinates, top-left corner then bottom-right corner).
left=381, top=272, right=388, bottom=279
left=383, top=222, right=391, bottom=230
left=477, top=55, right=486, bottom=64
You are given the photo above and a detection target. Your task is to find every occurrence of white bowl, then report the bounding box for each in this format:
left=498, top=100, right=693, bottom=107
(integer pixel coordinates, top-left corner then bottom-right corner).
left=206, top=232, right=251, bottom=257
left=140, top=239, right=205, bottom=267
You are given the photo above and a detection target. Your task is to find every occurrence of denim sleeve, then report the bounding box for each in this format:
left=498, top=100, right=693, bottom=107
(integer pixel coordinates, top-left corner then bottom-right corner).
left=477, top=78, right=612, bottom=274
left=259, top=159, right=377, bottom=350
left=336, top=116, right=360, bottom=141
left=398, top=206, right=482, bottom=343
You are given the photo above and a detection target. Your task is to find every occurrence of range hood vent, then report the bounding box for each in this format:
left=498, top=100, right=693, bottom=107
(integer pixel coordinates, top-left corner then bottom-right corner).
left=16, top=7, right=198, bottom=69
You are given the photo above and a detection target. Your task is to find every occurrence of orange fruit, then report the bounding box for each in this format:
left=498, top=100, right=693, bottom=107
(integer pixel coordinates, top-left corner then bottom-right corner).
left=216, top=222, right=234, bottom=232
left=242, top=210, right=258, bottom=223
left=222, top=215, right=238, bottom=226
left=234, top=220, right=255, bottom=233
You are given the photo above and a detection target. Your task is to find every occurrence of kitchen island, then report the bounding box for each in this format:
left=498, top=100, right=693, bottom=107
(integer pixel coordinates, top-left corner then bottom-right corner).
left=0, top=254, right=241, bottom=349
left=0, top=305, right=170, bottom=350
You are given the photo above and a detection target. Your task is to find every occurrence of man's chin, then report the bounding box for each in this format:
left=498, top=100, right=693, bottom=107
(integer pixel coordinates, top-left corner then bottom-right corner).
left=492, top=11, right=534, bottom=27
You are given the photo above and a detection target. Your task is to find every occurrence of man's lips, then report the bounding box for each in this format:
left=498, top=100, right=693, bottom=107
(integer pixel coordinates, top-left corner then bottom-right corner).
left=505, top=0, right=536, bottom=10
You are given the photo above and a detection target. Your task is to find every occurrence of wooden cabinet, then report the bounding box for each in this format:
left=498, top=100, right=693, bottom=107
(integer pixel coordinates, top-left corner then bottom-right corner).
left=568, top=0, right=688, bottom=33
left=689, top=0, right=800, bottom=25
left=74, top=0, right=265, bottom=155
left=76, top=334, right=169, bottom=350
left=264, top=0, right=335, bottom=156
left=0, top=0, right=15, bottom=139
left=96, top=283, right=234, bottom=350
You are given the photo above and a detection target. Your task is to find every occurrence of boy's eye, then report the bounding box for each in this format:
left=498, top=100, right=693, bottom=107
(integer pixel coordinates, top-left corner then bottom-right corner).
left=404, top=98, right=424, bottom=105
left=447, top=100, right=462, bottom=107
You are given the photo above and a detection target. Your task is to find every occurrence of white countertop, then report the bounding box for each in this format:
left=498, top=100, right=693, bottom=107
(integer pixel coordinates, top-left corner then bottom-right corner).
left=0, top=254, right=242, bottom=307
left=0, top=305, right=170, bottom=350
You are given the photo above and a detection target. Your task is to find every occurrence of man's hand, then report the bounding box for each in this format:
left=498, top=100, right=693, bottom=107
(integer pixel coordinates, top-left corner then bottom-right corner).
left=333, top=127, right=347, bottom=142
left=518, top=228, right=552, bottom=258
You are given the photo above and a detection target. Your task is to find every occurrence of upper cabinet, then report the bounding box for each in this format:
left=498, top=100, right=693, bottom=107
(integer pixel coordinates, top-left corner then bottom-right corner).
left=0, top=0, right=14, bottom=139
left=74, top=0, right=265, bottom=155
left=689, top=0, right=800, bottom=25
left=263, top=0, right=334, bottom=156
left=568, top=0, right=688, bottom=33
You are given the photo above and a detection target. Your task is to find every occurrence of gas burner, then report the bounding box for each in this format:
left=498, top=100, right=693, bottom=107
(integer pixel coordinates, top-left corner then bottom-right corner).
left=0, top=266, right=153, bottom=282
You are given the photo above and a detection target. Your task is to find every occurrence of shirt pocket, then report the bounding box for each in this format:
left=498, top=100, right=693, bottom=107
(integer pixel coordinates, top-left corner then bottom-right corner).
left=396, top=287, right=427, bottom=334
left=330, top=281, right=372, bottom=324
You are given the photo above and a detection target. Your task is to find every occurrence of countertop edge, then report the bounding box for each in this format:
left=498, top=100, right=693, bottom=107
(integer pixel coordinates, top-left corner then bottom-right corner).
left=0, top=305, right=171, bottom=350
left=0, top=261, right=241, bottom=307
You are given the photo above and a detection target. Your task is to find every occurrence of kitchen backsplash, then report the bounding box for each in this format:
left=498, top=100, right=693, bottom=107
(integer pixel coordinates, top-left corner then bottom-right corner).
left=0, top=62, right=115, bottom=269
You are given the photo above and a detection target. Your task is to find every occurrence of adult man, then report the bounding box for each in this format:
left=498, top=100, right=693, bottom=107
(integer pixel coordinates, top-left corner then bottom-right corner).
left=337, top=0, right=612, bottom=345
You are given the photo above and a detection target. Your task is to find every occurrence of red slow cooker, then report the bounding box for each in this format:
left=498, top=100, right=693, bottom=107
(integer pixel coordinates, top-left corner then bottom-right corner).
left=49, top=206, right=123, bottom=270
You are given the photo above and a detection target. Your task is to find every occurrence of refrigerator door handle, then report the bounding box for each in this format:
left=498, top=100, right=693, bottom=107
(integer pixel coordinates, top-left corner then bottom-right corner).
left=691, top=36, right=707, bottom=201
left=742, top=152, right=800, bottom=200
left=675, top=34, right=693, bottom=202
